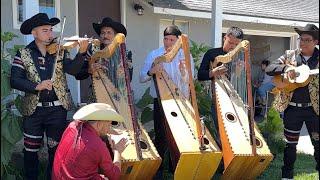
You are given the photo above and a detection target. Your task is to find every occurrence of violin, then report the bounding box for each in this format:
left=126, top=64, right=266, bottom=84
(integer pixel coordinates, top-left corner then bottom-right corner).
left=46, top=36, right=100, bottom=55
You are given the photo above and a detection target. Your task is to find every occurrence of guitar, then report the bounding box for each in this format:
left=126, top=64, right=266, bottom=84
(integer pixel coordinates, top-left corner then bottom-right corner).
left=272, top=64, right=319, bottom=93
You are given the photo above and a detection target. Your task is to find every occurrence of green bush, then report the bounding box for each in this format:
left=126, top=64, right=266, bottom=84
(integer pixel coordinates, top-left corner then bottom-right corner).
left=1, top=31, right=24, bottom=179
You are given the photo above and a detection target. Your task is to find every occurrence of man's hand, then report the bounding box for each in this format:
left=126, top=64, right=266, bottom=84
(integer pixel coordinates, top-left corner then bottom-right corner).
left=286, top=70, right=297, bottom=80
left=209, top=64, right=228, bottom=78
left=148, top=64, right=163, bottom=76
left=91, top=62, right=106, bottom=72
left=78, top=39, right=89, bottom=54
left=35, top=80, right=53, bottom=91
left=112, top=137, right=128, bottom=154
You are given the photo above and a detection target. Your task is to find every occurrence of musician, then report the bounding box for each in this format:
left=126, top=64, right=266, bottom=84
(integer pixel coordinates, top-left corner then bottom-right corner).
left=139, top=25, right=195, bottom=178
left=10, top=13, right=89, bottom=180
left=197, top=26, right=244, bottom=149
left=265, top=24, right=319, bottom=179
left=75, top=17, right=133, bottom=87
left=52, top=103, right=128, bottom=180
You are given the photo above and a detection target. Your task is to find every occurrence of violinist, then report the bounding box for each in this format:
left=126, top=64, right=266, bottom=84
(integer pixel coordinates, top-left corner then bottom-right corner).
left=75, top=17, right=133, bottom=103
left=10, top=13, right=89, bottom=180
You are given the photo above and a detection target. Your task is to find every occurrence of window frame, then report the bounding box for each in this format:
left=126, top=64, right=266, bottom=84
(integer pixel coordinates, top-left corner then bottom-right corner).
left=12, top=0, right=61, bottom=31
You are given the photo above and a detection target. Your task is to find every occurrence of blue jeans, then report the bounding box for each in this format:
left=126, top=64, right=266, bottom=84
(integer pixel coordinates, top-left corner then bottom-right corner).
left=257, top=82, right=274, bottom=99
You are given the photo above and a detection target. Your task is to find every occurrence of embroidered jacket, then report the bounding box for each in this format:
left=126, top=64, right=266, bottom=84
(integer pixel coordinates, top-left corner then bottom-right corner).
left=10, top=41, right=86, bottom=116
left=266, top=48, right=319, bottom=115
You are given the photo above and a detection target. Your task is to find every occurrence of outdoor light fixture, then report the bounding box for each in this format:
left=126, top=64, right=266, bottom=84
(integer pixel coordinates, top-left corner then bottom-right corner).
left=134, top=3, right=144, bottom=15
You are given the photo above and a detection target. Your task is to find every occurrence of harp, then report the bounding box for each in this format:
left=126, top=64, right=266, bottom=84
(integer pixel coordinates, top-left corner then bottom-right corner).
left=211, top=40, right=273, bottom=179
left=153, top=34, right=222, bottom=179
left=89, top=33, right=161, bottom=179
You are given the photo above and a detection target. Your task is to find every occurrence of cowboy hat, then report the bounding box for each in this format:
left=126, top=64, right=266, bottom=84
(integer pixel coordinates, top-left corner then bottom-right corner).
left=92, top=17, right=127, bottom=36
left=73, top=103, right=124, bottom=122
left=20, top=13, right=60, bottom=35
left=294, top=24, right=319, bottom=40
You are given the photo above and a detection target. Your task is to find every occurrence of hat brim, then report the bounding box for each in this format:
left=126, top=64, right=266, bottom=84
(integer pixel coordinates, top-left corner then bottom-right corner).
left=20, top=17, right=60, bottom=35
left=92, top=21, right=127, bottom=37
left=294, top=27, right=319, bottom=39
left=73, top=103, right=124, bottom=122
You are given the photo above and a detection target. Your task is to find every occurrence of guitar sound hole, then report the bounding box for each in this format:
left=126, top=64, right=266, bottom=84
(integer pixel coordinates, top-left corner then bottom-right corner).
left=139, top=139, right=149, bottom=150
left=171, top=112, right=178, bottom=117
left=225, top=113, right=237, bottom=122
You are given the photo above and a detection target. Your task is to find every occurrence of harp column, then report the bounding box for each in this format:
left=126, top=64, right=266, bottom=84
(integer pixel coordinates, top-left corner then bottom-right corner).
left=211, top=0, right=223, bottom=48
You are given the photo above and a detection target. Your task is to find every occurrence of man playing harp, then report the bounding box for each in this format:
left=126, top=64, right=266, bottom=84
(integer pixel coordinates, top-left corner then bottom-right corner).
left=75, top=17, right=133, bottom=101
left=197, top=26, right=244, bottom=150
left=139, top=25, right=195, bottom=177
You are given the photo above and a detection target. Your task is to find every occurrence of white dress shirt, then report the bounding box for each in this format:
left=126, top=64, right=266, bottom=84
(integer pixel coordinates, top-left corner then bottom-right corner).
left=140, top=46, right=195, bottom=98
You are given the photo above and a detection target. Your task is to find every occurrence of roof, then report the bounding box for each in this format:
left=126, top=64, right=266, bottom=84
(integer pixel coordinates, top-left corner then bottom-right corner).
left=146, top=0, right=319, bottom=23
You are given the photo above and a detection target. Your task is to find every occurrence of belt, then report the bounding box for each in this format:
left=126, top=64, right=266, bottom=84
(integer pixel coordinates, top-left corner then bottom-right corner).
left=288, top=102, right=312, bottom=107
left=37, top=100, right=62, bottom=107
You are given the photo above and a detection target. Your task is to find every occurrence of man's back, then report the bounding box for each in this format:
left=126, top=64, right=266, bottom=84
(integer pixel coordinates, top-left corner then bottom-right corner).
left=52, top=121, right=120, bottom=180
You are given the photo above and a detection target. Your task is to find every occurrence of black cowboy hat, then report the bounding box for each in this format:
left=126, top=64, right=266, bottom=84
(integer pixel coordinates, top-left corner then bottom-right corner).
left=294, top=24, right=319, bottom=40
left=20, top=13, right=60, bottom=35
left=92, top=17, right=127, bottom=36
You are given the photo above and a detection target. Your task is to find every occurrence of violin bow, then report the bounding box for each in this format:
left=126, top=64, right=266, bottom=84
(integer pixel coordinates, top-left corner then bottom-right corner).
left=50, top=16, right=66, bottom=82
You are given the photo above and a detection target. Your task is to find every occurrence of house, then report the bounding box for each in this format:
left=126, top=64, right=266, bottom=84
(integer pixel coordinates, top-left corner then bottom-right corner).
left=1, top=0, right=319, bottom=104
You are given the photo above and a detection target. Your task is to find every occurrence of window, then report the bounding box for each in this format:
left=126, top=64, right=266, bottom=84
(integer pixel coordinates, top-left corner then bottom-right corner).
left=159, top=19, right=189, bottom=47
left=12, top=0, right=60, bottom=30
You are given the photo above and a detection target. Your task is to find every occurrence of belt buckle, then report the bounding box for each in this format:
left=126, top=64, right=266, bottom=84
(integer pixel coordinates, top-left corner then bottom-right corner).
left=42, top=102, right=51, bottom=107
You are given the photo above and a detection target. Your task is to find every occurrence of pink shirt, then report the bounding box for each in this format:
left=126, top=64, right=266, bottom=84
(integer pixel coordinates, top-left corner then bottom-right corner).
left=52, top=121, right=121, bottom=180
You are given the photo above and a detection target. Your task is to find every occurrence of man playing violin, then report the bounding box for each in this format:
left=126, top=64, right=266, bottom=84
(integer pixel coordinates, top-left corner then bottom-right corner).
left=10, top=13, right=89, bottom=180
left=265, top=24, right=319, bottom=180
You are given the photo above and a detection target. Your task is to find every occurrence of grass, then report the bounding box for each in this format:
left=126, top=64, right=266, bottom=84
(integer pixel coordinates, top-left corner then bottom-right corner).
left=258, top=153, right=318, bottom=180
left=160, top=138, right=318, bottom=180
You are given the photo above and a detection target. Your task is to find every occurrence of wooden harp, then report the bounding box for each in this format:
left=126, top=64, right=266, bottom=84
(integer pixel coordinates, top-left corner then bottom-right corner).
left=211, top=40, right=273, bottom=179
left=153, top=34, right=222, bottom=179
left=89, top=33, right=161, bottom=179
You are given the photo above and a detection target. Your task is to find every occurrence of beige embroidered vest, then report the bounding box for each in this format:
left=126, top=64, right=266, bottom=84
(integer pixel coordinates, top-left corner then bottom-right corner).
left=272, top=49, right=319, bottom=115
left=18, top=48, right=74, bottom=116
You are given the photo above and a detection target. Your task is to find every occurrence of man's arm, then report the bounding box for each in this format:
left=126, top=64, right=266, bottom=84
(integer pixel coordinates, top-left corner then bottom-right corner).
left=10, top=51, right=38, bottom=94
left=265, top=52, right=288, bottom=76
left=139, top=51, right=154, bottom=83
left=197, top=50, right=212, bottom=81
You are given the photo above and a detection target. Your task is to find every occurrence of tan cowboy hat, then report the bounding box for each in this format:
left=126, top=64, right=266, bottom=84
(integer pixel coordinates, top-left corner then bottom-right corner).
left=73, top=103, right=124, bottom=122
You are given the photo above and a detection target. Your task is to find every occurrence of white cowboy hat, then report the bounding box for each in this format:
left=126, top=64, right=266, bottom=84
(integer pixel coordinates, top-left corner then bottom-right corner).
left=73, top=103, right=124, bottom=122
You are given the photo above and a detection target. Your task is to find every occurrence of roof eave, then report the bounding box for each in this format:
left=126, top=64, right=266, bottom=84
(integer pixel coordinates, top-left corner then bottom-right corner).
left=152, top=6, right=319, bottom=28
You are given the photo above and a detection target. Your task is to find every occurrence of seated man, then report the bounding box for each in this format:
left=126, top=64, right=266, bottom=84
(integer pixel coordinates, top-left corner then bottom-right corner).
left=52, top=103, right=128, bottom=180
left=254, top=60, right=275, bottom=105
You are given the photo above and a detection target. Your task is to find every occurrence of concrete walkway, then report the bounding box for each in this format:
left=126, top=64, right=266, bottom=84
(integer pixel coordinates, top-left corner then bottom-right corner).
left=297, top=122, right=314, bottom=155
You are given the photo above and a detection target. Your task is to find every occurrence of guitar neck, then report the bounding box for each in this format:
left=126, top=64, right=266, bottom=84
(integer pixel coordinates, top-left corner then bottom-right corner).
left=309, top=68, right=319, bottom=75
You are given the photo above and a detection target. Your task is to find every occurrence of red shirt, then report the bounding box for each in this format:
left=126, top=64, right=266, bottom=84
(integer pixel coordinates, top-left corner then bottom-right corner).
left=52, top=121, right=121, bottom=180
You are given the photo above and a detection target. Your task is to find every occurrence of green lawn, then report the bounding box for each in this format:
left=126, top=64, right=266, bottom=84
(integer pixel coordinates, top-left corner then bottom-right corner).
left=258, top=153, right=318, bottom=180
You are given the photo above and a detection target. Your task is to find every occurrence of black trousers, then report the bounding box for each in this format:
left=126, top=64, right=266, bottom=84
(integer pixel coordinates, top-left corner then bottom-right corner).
left=282, top=105, right=319, bottom=179
left=23, top=106, right=67, bottom=180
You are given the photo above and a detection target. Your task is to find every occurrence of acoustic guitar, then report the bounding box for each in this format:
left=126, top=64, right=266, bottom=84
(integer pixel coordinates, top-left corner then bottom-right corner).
left=272, top=64, right=319, bottom=93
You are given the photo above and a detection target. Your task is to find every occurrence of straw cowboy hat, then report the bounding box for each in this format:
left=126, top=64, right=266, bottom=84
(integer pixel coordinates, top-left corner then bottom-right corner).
left=294, top=24, right=319, bottom=41
left=20, top=13, right=60, bottom=35
left=92, top=17, right=127, bottom=36
left=73, top=103, right=124, bottom=122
